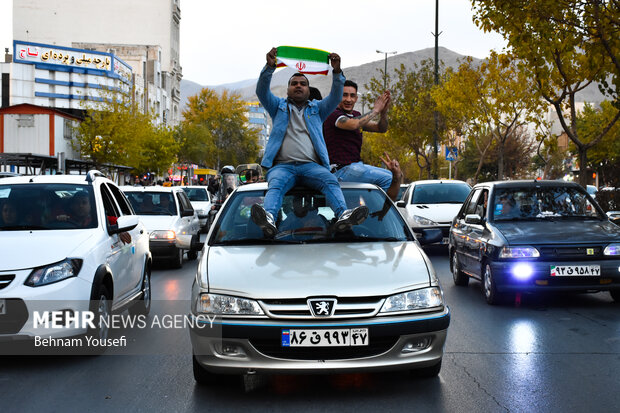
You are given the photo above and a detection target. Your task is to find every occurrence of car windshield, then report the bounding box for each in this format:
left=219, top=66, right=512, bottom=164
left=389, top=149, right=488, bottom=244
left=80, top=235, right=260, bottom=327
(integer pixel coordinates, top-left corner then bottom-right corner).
left=183, top=187, right=209, bottom=202
left=210, top=188, right=414, bottom=245
left=411, top=183, right=471, bottom=204
left=125, top=192, right=177, bottom=215
left=492, top=186, right=603, bottom=221
left=0, top=184, right=97, bottom=231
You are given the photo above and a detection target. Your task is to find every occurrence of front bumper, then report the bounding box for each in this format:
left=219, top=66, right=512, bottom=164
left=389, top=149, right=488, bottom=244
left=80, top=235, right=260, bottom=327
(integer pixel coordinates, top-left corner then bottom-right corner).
left=190, top=308, right=450, bottom=374
left=490, top=259, right=620, bottom=293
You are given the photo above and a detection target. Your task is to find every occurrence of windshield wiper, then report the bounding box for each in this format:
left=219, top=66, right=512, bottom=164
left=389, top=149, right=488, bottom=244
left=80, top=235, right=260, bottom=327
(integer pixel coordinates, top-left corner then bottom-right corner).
left=213, top=238, right=303, bottom=246
left=0, top=225, right=49, bottom=231
left=331, top=236, right=403, bottom=243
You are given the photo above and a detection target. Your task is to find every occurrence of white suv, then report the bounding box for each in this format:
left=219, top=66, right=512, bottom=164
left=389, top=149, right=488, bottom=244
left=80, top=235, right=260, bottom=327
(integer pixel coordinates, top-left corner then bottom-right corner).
left=0, top=171, right=152, bottom=344
left=122, top=186, right=201, bottom=268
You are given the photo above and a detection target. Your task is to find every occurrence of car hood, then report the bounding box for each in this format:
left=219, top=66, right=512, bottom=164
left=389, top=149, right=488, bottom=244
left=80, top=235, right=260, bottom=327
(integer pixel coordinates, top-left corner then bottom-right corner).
left=0, top=230, right=97, bottom=270
left=205, top=242, right=431, bottom=299
left=495, top=219, right=620, bottom=244
left=137, top=215, right=179, bottom=231
left=190, top=201, right=211, bottom=210
left=406, top=204, right=462, bottom=224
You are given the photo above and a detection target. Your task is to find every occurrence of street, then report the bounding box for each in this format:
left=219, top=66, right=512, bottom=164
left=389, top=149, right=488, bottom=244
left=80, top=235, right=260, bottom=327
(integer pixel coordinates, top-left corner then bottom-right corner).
left=2, top=245, right=619, bottom=413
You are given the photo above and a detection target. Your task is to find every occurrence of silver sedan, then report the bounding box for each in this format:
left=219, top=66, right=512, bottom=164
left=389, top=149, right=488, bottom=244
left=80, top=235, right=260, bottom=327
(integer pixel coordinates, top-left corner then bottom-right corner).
left=189, top=183, right=449, bottom=384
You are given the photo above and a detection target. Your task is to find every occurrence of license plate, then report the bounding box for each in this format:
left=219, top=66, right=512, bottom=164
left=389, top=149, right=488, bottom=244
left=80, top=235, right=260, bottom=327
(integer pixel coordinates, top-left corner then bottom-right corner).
left=281, top=328, right=369, bottom=347
left=0, top=299, right=5, bottom=315
left=550, top=265, right=601, bottom=276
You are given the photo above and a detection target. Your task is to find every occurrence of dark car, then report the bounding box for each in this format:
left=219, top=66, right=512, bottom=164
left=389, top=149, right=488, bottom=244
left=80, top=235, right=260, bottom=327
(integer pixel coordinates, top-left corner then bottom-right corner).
left=449, top=180, right=620, bottom=305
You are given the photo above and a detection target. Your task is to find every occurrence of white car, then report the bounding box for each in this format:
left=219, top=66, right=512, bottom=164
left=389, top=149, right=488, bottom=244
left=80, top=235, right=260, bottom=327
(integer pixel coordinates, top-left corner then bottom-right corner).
left=189, top=183, right=449, bottom=384
left=122, top=186, right=201, bottom=268
left=181, top=186, right=212, bottom=232
left=397, top=180, right=472, bottom=244
left=0, top=171, right=152, bottom=346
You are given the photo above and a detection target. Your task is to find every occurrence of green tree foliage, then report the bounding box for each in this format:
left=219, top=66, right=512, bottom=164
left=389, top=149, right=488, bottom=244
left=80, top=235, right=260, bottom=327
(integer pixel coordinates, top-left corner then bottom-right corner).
left=576, top=101, right=620, bottom=186
left=179, top=88, right=259, bottom=169
left=72, top=87, right=178, bottom=174
left=433, top=52, right=546, bottom=183
left=472, top=0, right=620, bottom=186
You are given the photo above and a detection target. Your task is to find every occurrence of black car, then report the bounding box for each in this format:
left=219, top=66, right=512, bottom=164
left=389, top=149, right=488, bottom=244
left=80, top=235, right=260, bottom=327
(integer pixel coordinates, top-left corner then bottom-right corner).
left=449, top=180, right=620, bottom=304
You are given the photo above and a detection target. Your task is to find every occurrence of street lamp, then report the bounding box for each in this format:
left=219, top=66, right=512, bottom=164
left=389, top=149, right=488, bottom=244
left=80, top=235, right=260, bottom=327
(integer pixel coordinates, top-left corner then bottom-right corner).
left=376, top=49, right=397, bottom=89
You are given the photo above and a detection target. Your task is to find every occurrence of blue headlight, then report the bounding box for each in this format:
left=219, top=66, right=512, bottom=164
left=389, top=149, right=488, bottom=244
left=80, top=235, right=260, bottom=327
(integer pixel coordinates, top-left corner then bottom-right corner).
left=512, top=263, right=534, bottom=280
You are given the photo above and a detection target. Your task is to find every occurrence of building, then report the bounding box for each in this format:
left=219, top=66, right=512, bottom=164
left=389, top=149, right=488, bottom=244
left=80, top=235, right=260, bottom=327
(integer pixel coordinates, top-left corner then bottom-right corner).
left=245, top=102, right=269, bottom=157
left=11, top=0, right=182, bottom=126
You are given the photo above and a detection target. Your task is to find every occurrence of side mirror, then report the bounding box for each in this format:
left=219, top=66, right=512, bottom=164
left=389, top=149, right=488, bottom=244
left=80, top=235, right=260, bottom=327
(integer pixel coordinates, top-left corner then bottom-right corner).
left=417, top=228, right=443, bottom=246
left=464, top=214, right=482, bottom=225
left=238, top=168, right=260, bottom=185
left=182, top=209, right=194, bottom=217
left=396, top=200, right=406, bottom=208
left=109, top=215, right=139, bottom=234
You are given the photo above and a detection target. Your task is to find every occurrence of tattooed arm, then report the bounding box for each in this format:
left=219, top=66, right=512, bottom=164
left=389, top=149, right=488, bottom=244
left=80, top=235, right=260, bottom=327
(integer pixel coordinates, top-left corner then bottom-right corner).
left=335, top=91, right=390, bottom=132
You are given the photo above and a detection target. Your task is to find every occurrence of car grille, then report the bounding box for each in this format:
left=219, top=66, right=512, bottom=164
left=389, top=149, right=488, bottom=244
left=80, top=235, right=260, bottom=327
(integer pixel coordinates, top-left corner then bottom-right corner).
left=538, top=246, right=603, bottom=259
left=260, top=297, right=384, bottom=319
left=0, top=274, right=15, bottom=290
left=0, top=298, right=28, bottom=334
left=250, top=336, right=399, bottom=360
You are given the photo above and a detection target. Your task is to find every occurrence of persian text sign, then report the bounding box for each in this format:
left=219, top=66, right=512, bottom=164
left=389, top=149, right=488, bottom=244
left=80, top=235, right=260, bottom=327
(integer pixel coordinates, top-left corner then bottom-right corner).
left=14, top=41, right=112, bottom=72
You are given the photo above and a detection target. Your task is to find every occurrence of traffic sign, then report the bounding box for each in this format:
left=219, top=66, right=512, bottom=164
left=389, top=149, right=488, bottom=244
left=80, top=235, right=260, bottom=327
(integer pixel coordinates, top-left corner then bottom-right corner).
left=445, top=147, right=458, bottom=161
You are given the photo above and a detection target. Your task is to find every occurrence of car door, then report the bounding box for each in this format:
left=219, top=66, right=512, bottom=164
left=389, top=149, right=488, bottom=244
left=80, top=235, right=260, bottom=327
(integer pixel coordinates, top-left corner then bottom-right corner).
left=106, top=183, right=146, bottom=293
left=455, top=188, right=482, bottom=274
left=99, top=183, right=134, bottom=301
left=177, top=190, right=199, bottom=235
left=464, top=188, right=490, bottom=276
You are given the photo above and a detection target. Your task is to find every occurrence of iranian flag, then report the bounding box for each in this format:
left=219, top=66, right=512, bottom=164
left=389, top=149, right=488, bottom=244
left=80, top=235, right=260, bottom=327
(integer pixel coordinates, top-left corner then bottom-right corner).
left=276, top=46, right=330, bottom=75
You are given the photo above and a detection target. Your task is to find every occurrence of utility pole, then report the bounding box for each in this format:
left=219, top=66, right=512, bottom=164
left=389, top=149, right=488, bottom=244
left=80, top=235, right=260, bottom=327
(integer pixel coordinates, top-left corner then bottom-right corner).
left=431, top=0, right=442, bottom=179
left=376, top=50, right=397, bottom=90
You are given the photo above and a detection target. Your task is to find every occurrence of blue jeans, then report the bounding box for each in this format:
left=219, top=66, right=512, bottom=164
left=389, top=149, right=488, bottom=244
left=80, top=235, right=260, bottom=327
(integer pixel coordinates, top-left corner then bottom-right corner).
left=334, top=161, right=392, bottom=191
left=264, top=162, right=347, bottom=219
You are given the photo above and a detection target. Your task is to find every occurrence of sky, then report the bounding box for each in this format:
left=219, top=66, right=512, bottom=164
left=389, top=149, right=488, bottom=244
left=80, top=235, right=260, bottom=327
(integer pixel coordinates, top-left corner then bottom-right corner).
left=0, top=0, right=507, bottom=86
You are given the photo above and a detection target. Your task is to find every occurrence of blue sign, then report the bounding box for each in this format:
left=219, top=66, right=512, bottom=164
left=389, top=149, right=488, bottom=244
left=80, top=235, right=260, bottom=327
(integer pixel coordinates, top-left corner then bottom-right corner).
left=445, top=147, right=458, bottom=161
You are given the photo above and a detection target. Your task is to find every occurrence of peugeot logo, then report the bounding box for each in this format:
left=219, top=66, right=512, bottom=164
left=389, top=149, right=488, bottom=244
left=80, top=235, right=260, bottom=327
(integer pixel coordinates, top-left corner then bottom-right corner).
left=308, top=298, right=337, bottom=317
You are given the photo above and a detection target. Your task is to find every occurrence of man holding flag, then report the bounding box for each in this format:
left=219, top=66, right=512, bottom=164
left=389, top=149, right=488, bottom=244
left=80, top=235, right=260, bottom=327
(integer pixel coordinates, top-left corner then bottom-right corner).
left=251, top=47, right=369, bottom=238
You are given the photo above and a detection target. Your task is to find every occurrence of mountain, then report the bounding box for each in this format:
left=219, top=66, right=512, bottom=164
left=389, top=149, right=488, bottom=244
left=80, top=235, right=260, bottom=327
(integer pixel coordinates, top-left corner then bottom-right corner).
left=179, top=46, right=607, bottom=115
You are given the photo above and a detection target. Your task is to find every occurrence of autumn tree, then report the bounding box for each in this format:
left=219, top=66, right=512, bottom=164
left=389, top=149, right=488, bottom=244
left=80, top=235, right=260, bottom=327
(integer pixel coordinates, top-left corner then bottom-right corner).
left=179, top=88, right=259, bottom=169
left=472, top=0, right=620, bottom=186
left=72, top=87, right=178, bottom=174
left=433, top=52, right=546, bottom=183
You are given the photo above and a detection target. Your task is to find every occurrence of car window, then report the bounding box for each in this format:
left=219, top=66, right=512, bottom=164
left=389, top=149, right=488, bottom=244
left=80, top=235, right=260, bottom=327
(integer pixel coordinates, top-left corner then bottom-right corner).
left=464, top=189, right=482, bottom=215
left=492, top=186, right=603, bottom=221
left=100, top=184, right=120, bottom=219
left=177, top=191, right=194, bottom=212
left=125, top=191, right=176, bottom=216
left=183, top=187, right=210, bottom=202
left=210, top=188, right=414, bottom=245
left=411, top=183, right=471, bottom=204
left=106, top=183, right=134, bottom=215
left=0, top=183, right=97, bottom=231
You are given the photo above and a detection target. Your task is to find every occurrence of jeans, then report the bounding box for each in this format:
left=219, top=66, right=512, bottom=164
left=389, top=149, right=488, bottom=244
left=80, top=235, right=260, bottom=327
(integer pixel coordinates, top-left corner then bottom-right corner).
left=334, top=161, right=392, bottom=191
left=264, top=162, right=347, bottom=219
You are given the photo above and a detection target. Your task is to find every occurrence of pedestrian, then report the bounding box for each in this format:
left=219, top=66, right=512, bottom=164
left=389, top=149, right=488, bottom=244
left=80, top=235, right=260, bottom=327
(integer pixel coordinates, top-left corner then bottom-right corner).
left=323, top=80, right=402, bottom=201
left=251, top=47, right=369, bottom=238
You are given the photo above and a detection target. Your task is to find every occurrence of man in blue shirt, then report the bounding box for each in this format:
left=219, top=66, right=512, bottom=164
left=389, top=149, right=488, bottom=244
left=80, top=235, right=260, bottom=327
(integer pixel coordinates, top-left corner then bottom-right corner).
left=251, top=47, right=368, bottom=238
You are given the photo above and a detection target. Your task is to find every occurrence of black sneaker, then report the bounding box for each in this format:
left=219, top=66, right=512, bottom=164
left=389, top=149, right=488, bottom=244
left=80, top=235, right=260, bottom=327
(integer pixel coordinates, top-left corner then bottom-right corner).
left=334, top=205, right=369, bottom=232
left=251, top=204, right=277, bottom=238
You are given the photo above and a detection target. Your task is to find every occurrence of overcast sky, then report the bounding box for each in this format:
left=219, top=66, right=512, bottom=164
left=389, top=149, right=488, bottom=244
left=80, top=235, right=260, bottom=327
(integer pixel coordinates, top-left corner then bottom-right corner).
left=1, top=0, right=507, bottom=86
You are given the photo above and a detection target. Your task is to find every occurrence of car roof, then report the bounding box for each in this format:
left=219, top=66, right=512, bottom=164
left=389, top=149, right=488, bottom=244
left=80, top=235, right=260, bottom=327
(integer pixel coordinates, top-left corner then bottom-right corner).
left=411, top=179, right=469, bottom=186
left=120, top=185, right=183, bottom=193
left=233, top=182, right=381, bottom=193
left=0, top=172, right=111, bottom=185
left=472, top=180, right=583, bottom=190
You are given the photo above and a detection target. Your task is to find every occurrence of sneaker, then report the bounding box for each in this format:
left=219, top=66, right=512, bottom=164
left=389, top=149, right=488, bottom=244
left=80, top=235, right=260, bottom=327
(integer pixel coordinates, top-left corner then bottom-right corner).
left=251, top=204, right=277, bottom=238
left=334, top=205, right=369, bottom=232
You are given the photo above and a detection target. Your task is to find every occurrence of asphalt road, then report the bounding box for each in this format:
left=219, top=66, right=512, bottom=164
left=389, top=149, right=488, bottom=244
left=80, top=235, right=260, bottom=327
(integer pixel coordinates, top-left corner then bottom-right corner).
left=2, top=245, right=619, bottom=413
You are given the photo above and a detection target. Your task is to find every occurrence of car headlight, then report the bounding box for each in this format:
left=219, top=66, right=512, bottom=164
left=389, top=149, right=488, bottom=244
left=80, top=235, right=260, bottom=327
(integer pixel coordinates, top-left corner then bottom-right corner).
left=196, top=293, right=264, bottom=315
left=25, top=258, right=83, bottom=287
left=380, top=287, right=444, bottom=313
left=150, top=230, right=176, bottom=240
left=412, top=215, right=438, bottom=226
left=499, top=246, right=540, bottom=258
left=604, top=243, right=620, bottom=256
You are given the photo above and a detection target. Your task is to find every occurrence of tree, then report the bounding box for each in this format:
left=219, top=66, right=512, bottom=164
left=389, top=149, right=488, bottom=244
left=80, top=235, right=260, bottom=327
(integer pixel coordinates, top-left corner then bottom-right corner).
left=179, top=88, right=259, bottom=169
left=472, top=0, right=620, bottom=186
left=433, top=52, right=546, bottom=182
left=72, top=87, right=177, bottom=174
left=576, top=101, right=620, bottom=186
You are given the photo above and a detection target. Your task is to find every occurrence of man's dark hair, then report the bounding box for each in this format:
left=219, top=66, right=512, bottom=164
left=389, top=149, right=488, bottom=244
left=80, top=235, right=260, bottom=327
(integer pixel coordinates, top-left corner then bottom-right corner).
left=288, top=73, right=309, bottom=86
left=309, top=87, right=322, bottom=100
left=344, top=80, right=358, bottom=91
